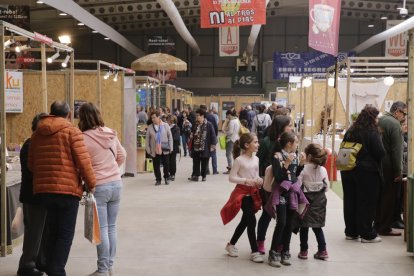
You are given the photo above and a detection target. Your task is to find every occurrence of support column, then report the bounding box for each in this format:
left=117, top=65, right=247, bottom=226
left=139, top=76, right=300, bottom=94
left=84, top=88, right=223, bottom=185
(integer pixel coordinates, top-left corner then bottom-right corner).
left=41, top=43, right=47, bottom=112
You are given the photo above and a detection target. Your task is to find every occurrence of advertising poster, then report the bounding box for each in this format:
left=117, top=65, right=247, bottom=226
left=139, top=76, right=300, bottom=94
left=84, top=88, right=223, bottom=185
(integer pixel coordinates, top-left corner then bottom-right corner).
left=219, top=26, right=239, bottom=56
left=200, top=0, right=266, bottom=28
left=0, top=5, right=30, bottom=29
left=5, top=71, right=23, bottom=113
left=222, top=101, right=235, bottom=120
left=308, top=0, right=341, bottom=56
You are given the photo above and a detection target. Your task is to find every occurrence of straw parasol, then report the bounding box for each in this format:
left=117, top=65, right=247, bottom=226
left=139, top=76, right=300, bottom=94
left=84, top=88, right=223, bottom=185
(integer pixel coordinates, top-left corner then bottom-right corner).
left=131, top=52, right=187, bottom=70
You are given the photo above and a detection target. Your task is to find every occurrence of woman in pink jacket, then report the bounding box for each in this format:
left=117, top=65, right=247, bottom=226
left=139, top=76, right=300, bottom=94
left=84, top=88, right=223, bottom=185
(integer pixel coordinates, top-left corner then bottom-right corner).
left=78, top=102, right=126, bottom=276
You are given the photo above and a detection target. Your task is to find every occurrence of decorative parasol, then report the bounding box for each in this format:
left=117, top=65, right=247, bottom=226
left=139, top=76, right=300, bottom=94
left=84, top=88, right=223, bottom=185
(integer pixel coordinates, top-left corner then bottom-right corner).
left=131, top=53, right=187, bottom=83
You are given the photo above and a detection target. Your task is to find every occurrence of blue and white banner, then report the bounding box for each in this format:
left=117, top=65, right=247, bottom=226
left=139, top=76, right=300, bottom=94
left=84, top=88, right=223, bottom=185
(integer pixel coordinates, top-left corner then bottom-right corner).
left=273, top=51, right=353, bottom=80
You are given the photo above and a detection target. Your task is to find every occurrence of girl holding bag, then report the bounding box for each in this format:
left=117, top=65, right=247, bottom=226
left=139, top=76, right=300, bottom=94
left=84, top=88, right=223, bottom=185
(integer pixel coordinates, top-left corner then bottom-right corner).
left=78, top=103, right=126, bottom=276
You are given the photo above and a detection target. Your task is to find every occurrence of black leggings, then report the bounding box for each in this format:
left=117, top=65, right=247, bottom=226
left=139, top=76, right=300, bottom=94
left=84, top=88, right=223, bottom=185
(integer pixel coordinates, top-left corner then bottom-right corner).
left=270, top=204, right=294, bottom=252
left=230, top=196, right=258, bottom=253
left=299, top=227, right=326, bottom=252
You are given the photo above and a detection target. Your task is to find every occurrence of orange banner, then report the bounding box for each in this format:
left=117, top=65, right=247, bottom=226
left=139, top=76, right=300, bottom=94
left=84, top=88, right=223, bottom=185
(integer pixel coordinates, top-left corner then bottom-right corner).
left=200, top=0, right=266, bottom=28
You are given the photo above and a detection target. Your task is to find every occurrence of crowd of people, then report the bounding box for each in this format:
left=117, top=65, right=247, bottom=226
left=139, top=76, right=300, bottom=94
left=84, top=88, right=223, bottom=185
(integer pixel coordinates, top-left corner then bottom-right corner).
left=15, top=99, right=408, bottom=274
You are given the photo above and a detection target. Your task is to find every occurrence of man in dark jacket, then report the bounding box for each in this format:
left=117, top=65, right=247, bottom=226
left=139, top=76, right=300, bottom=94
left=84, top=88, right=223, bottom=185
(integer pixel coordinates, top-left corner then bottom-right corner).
left=17, top=113, right=48, bottom=276
left=376, top=101, right=406, bottom=236
left=200, top=105, right=219, bottom=175
left=29, top=101, right=96, bottom=276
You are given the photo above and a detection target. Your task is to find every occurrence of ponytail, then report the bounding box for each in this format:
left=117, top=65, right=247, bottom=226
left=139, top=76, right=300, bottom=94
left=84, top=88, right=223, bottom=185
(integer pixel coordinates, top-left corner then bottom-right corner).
left=233, top=133, right=257, bottom=159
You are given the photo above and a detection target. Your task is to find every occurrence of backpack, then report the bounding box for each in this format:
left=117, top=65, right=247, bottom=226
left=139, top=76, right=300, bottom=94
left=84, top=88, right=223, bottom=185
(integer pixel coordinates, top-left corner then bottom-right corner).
left=336, top=141, right=362, bottom=171
left=263, top=164, right=274, bottom=192
left=256, top=116, right=266, bottom=140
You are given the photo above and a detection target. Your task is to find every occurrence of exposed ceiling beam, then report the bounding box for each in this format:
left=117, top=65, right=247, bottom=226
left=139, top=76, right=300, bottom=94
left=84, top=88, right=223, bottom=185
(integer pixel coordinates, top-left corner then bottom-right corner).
left=42, top=0, right=144, bottom=57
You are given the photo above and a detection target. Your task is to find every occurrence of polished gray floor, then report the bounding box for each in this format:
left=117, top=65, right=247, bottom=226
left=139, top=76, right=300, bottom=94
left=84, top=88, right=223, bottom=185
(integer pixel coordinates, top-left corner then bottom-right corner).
left=1, top=149, right=413, bottom=276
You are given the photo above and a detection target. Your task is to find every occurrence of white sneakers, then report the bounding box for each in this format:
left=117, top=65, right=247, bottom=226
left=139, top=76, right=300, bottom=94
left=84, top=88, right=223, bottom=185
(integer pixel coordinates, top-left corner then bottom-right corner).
left=225, top=243, right=239, bottom=257
left=225, top=243, right=264, bottom=263
left=250, top=252, right=264, bottom=263
left=361, top=236, right=382, bottom=243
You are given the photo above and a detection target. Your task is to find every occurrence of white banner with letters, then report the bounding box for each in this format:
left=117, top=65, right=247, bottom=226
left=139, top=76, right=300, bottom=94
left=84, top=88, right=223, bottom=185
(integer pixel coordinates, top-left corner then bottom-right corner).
left=5, top=71, right=23, bottom=113
left=385, top=20, right=407, bottom=57
left=219, top=26, right=239, bottom=57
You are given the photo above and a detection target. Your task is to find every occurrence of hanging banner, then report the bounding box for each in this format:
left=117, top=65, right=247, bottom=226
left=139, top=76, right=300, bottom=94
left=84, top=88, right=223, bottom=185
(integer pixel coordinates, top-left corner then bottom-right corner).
left=5, top=71, right=23, bottom=113
left=337, top=79, right=391, bottom=120
left=200, top=0, right=266, bottom=28
left=308, top=0, right=341, bottom=56
left=273, top=51, right=353, bottom=80
left=385, top=20, right=407, bottom=57
left=147, top=36, right=176, bottom=55
left=219, top=26, right=239, bottom=56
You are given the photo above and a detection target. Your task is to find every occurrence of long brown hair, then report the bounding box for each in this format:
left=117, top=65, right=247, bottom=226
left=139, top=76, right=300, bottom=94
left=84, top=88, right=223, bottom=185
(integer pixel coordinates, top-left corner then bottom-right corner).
left=304, top=143, right=327, bottom=166
left=78, top=102, right=105, bottom=131
left=233, top=133, right=256, bottom=159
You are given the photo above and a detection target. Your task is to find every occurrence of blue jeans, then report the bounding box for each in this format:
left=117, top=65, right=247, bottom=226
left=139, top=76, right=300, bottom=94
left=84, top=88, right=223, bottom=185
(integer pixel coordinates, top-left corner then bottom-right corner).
left=226, top=141, right=234, bottom=168
left=94, top=181, right=122, bottom=273
left=182, top=134, right=189, bottom=155
left=210, top=149, right=218, bottom=173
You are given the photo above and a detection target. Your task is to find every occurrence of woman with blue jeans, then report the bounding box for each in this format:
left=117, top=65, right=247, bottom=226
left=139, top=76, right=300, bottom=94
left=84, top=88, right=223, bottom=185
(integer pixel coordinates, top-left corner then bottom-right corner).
left=79, top=103, right=127, bottom=276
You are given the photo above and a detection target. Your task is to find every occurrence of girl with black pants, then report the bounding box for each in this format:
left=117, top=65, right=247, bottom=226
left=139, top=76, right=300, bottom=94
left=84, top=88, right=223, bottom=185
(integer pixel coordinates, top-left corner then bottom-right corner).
left=220, top=133, right=264, bottom=263
left=167, top=115, right=181, bottom=181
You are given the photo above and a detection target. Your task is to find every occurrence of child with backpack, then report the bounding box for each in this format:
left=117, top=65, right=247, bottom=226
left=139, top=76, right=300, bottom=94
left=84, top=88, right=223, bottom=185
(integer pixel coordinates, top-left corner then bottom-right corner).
left=297, top=143, right=329, bottom=260
left=220, top=133, right=264, bottom=263
left=265, top=131, right=306, bottom=268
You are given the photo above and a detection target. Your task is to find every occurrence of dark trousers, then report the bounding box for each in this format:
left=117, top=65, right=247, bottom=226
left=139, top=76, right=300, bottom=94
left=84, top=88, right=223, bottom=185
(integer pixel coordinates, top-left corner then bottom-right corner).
left=376, top=165, right=400, bottom=234
left=230, top=196, right=258, bottom=252
left=192, top=151, right=209, bottom=178
left=257, top=189, right=271, bottom=241
left=41, top=194, right=79, bottom=276
left=393, top=180, right=404, bottom=223
left=342, top=169, right=380, bottom=239
left=182, top=135, right=189, bottom=156
left=153, top=154, right=169, bottom=181
left=299, top=227, right=326, bottom=252
left=210, top=149, right=218, bottom=173
left=18, top=203, right=47, bottom=271
left=169, top=152, right=177, bottom=176
left=257, top=210, right=272, bottom=241
left=270, top=204, right=294, bottom=252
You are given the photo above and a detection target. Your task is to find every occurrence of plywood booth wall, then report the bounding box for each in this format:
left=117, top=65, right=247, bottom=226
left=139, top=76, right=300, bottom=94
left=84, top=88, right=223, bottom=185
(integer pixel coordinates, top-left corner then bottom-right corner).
left=288, top=80, right=408, bottom=138
left=6, top=70, right=123, bottom=146
left=193, top=95, right=265, bottom=128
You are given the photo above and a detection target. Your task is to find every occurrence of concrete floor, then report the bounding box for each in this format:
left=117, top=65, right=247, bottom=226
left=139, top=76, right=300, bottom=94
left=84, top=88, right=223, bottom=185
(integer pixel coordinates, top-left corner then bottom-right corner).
left=1, top=148, right=414, bottom=276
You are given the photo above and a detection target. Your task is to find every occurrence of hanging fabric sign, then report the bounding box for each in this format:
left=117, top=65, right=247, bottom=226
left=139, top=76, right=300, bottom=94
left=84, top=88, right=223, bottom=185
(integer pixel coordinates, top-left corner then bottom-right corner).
left=337, top=79, right=391, bottom=122
left=308, top=0, right=341, bottom=56
left=385, top=20, right=407, bottom=57
left=200, top=0, right=266, bottom=28
left=219, top=26, right=239, bottom=56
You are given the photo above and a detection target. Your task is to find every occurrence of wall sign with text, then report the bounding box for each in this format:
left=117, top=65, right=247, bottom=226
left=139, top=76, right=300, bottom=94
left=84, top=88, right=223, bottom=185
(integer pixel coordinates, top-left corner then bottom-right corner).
left=232, top=72, right=261, bottom=88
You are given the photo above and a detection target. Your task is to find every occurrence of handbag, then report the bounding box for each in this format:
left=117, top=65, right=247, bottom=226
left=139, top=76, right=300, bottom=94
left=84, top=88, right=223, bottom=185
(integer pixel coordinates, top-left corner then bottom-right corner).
left=82, top=192, right=101, bottom=244
left=219, top=136, right=226, bottom=150
left=336, top=141, right=362, bottom=171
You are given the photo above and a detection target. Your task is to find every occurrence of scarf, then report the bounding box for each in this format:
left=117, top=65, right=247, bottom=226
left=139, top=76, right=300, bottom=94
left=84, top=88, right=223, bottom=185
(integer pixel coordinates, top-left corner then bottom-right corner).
left=154, top=124, right=162, bottom=155
left=193, top=119, right=208, bottom=152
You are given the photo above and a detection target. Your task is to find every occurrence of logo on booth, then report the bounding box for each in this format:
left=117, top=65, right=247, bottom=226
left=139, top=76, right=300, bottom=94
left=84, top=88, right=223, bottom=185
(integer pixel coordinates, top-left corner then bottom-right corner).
left=5, top=71, right=21, bottom=89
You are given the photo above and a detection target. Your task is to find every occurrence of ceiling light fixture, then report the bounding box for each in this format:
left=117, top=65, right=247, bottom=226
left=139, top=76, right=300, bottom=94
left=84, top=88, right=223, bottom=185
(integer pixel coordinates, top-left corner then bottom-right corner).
left=47, top=51, right=60, bottom=63
left=302, top=78, right=312, bottom=88
left=103, top=70, right=112, bottom=80
left=77, top=22, right=85, bottom=26
left=104, top=37, right=110, bottom=40
left=36, top=0, right=44, bottom=4
left=328, top=77, right=335, bottom=87
left=368, top=24, right=374, bottom=28
left=58, top=35, right=71, bottom=44
left=381, top=16, right=388, bottom=20
left=384, top=76, right=395, bottom=86
left=61, top=54, right=70, bottom=68
left=92, top=30, right=98, bottom=33
left=59, top=12, right=67, bottom=16
left=113, top=71, right=118, bottom=82
left=4, top=38, right=14, bottom=48
left=15, top=45, right=30, bottom=53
